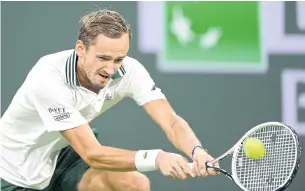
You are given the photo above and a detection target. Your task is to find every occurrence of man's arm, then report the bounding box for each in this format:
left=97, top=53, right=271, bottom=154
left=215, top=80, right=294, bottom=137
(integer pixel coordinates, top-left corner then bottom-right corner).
left=60, top=124, right=137, bottom=171
left=61, top=123, right=196, bottom=179
left=123, top=58, right=217, bottom=177
left=143, top=99, right=205, bottom=159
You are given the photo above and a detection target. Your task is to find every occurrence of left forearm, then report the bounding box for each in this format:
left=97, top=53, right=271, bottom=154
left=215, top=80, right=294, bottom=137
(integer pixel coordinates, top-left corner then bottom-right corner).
left=165, top=115, right=203, bottom=158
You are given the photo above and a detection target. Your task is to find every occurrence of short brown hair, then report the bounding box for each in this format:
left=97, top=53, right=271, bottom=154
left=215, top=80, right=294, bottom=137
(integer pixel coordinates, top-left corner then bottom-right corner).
left=77, top=9, right=132, bottom=47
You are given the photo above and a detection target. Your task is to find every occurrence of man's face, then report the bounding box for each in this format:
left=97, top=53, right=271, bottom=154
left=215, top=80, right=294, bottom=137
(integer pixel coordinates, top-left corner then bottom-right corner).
left=76, top=33, right=129, bottom=90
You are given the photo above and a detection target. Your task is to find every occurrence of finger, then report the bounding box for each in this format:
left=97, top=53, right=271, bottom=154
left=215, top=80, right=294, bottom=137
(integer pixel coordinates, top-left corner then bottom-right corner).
left=174, top=163, right=188, bottom=180
left=169, top=169, right=180, bottom=180
left=216, top=163, right=220, bottom=175
left=207, top=167, right=217, bottom=175
left=207, top=161, right=220, bottom=176
left=197, top=159, right=208, bottom=177
left=194, top=160, right=201, bottom=176
left=177, top=166, right=188, bottom=180
left=181, top=163, right=195, bottom=177
left=213, top=162, right=221, bottom=175
left=180, top=160, right=195, bottom=178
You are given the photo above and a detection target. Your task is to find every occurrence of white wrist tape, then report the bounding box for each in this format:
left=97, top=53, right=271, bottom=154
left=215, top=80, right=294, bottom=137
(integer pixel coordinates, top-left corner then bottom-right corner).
left=135, top=149, right=163, bottom=172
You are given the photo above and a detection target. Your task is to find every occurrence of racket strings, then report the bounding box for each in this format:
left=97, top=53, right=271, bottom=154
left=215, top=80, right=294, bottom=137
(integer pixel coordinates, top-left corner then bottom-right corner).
left=232, top=125, right=297, bottom=191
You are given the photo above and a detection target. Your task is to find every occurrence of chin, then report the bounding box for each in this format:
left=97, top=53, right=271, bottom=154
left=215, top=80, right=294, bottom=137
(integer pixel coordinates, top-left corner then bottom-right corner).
left=93, top=82, right=107, bottom=90
left=90, top=78, right=108, bottom=90
left=92, top=84, right=104, bottom=90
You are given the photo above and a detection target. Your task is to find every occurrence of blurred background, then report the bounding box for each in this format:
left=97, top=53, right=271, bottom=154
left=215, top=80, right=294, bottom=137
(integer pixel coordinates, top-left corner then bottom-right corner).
left=1, top=1, right=305, bottom=191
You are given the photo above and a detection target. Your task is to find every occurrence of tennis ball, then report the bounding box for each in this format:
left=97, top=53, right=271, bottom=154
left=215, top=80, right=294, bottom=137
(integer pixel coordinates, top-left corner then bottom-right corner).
left=243, top=137, right=266, bottom=159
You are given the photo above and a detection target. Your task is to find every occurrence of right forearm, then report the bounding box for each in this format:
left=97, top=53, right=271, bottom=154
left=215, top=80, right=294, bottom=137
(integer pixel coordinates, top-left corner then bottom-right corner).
left=61, top=125, right=162, bottom=172
left=85, top=145, right=162, bottom=172
left=85, top=145, right=137, bottom=171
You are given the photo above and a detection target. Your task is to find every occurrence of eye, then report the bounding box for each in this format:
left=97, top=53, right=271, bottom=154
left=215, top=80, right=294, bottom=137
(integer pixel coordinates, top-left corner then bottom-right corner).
left=99, top=57, right=108, bottom=61
left=114, top=58, right=123, bottom=63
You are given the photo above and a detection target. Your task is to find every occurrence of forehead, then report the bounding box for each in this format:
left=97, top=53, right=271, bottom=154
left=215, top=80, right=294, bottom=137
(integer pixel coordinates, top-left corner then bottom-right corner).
left=91, top=33, right=130, bottom=55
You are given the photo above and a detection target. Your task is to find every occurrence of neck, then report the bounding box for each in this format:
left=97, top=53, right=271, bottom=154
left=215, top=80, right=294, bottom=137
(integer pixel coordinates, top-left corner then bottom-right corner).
left=77, top=60, right=99, bottom=94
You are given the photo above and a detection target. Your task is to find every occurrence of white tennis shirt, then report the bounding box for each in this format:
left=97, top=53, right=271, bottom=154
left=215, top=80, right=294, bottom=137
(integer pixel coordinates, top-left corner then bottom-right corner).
left=0, top=49, right=166, bottom=190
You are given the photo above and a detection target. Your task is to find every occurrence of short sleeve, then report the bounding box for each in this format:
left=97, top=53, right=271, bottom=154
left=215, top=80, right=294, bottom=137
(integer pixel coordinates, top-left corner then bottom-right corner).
left=27, top=81, right=87, bottom=132
left=123, top=59, right=166, bottom=106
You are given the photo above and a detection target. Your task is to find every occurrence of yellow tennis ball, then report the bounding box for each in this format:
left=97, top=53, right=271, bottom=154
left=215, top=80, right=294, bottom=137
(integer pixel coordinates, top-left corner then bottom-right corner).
left=243, top=137, right=266, bottom=159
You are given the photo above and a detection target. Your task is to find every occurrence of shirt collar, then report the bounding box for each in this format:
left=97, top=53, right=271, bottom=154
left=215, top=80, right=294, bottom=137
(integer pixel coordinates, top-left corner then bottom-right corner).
left=64, top=50, right=126, bottom=86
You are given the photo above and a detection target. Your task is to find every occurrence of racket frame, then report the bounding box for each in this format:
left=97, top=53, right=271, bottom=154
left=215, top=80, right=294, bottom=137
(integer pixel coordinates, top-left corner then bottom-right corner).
left=189, top=122, right=302, bottom=191
left=231, top=122, right=302, bottom=191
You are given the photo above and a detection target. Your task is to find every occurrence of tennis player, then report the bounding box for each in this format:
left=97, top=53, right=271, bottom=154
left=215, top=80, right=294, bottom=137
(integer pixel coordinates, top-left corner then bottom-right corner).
left=0, top=9, right=219, bottom=191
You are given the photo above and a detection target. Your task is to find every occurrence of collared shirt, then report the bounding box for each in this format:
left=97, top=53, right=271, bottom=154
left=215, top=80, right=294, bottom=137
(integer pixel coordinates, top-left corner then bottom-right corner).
left=0, top=49, right=165, bottom=190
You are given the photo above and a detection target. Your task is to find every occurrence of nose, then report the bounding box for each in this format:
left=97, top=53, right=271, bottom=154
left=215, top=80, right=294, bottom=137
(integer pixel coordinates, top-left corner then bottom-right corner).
left=104, top=63, right=115, bottom=75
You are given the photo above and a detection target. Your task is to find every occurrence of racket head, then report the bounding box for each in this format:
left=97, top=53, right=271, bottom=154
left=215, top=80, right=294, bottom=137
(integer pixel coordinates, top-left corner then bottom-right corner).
left=231, top=122, right=301, bottom=191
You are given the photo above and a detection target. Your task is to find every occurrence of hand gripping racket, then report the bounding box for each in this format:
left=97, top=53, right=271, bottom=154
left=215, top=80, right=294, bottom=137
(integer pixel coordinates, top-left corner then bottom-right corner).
left=188, top=122, right=301, bottom=191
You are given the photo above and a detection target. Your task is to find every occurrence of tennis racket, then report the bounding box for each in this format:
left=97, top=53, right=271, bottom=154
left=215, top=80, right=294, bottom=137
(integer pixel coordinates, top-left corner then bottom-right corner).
left=188, top=121, right=301, bottom=191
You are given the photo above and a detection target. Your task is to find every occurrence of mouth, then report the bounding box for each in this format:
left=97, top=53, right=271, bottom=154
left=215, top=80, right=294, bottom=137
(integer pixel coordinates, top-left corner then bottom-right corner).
left=99, top=74, right=109, bottom=80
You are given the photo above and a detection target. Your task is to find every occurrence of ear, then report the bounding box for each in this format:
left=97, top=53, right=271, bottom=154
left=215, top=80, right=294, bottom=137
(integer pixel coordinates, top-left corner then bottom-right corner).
left=75, top=40, right=85, bottom=57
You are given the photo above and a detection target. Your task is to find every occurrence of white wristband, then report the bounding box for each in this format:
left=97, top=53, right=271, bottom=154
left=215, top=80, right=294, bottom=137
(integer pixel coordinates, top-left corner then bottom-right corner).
left=135, top=149, right=163, bottom=172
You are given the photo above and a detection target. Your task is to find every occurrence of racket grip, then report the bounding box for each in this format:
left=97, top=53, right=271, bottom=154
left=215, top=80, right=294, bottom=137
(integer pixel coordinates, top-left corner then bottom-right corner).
left=188, top=163, right=194, bottom=169
left=187, top=162, right=213, bottom=169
